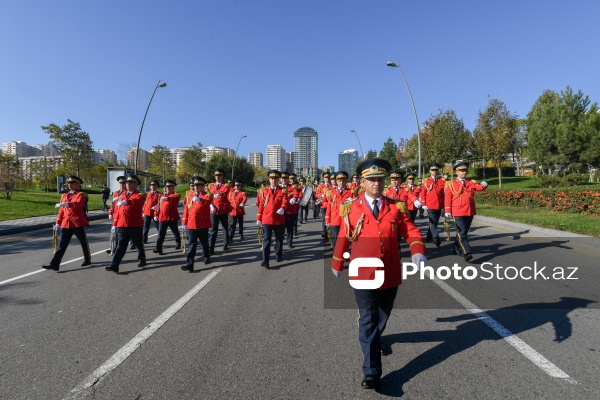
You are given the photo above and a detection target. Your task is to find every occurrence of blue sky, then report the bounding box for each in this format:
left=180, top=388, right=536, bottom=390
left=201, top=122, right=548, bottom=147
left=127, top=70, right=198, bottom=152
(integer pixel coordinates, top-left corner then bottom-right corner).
left=1, top=1, right=599, bottom=168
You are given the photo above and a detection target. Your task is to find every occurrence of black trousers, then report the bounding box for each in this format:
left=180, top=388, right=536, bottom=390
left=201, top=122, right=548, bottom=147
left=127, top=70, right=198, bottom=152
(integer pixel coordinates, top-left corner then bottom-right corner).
left=210, top=213, right=230, bottom=247
left=186, top=228, right=210, bottom=267
left=453, top=216, right=474, bottom=255
left=354, top=286, right=398, bottom=377
left=143, top=215, right=159, bottom=242
left=156, top=220, right=181, bottom=251
left=313, top=203, right=320, bottom=218
left=284, top=214, right=296, bottom=245
left=110, top=227, right=146, bottom=269
left=261, top=224, right=284, bottom=262
left=425, top=209, right=442, bottom=241
left=229, top=215, right=244, bottom=239
left=50, top=226, right=91, bottom=267
left=299, top=205, right=309, bottom=222
left=407, top=209, right=418, bottom=223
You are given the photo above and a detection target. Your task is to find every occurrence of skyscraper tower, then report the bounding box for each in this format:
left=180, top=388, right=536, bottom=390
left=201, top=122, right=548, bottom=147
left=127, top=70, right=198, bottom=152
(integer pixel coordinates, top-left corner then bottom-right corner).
left=293, top=127, right=318, bottom=179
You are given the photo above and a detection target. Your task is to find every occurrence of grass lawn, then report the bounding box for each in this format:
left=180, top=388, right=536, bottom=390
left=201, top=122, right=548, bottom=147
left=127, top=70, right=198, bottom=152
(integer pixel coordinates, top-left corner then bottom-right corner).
left=476, top=203, right=600, bottom=237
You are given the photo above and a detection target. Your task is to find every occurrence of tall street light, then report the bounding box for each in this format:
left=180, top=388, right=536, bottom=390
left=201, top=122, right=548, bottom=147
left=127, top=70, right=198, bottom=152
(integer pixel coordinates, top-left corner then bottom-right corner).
left=231, top=134, right=247, bottom=180
left=350, top=129, right=364, bottom=159
left=134, top=80, right=167, bottom=175
left=386, top=60, right=422, bottom=179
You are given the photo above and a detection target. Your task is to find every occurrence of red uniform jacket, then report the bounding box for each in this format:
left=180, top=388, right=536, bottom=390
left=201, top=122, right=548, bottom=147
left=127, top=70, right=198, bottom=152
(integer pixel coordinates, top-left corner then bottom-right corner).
left=158, top=193, right=181, bottom=221
left=56, top=191, right=89, bottom=229
left=255, top=188, right=264, bottom=206
left=112, top=190, right=145, bottom=228
left=229, top=190, right=248, bottom=217
left=404, top=184, right=421, bottom=211
left=444, top=178, right=487, bottom=217
left=384, top=186, right=404, bottom=201
left=331, top=194, right=426, bottom=290
left=285, top=184, right=301, bottom=214
left=421, top=176, right=445, bottom=210
left=209, top=182, right=233, bottom=214
left=256, top=186, right=289, bottom=225
left=182, top=191, right=213, bottom=229
left=319, top=184, right=333, bottom=210
left=143, top=191, right=160, bottom=217
left=108, top=189, right=125, bottom=219
left=326, top=187, right=355, bottom=226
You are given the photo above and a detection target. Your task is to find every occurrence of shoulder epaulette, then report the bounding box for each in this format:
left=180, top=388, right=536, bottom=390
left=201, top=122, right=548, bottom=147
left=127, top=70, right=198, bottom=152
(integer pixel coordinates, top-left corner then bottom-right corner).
left=339, top=197, right=358, bottom=218
left=81, top=192, right=88, bottom=198
left=471, top=180, right=477, bottom=184
left=140, top=192, right=147, bottom=199
left=282, top=188, right=288, bottom=194
left=383, top=196, right=408, bottom=213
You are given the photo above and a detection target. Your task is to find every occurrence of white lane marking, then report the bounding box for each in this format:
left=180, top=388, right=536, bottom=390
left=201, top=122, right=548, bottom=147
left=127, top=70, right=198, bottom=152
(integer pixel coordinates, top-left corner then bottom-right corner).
left=64, top=268, right=223, bottom=400
left=0, top=234, right=158, bottom=286
left=434, top=278, right=577, bottom=384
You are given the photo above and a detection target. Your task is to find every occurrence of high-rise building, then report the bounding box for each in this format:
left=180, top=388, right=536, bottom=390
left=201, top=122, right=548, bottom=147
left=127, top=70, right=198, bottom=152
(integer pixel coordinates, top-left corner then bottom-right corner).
left=169, top=147, right=193, bottom=166
left=127, top=147, right=150, bottom=171
left=203, top=146, right=227, bottom=161
left=293, top=127, right=318, bottom=178
left=285, top=152, right=294, bottom=173
left=2, top=141, right=31, bottom=157
left=93, top=149, right=118, bottom=165
left=266, top=145, right=285, bottom=170
left=338, top=149, right=359, bottom=173
left=248, top=152, right=263, bottom=167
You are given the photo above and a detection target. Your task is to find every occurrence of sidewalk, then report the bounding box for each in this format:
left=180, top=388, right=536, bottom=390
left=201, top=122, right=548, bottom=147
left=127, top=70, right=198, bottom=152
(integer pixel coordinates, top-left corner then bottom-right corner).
left=0, top=210, right=108, bottom=236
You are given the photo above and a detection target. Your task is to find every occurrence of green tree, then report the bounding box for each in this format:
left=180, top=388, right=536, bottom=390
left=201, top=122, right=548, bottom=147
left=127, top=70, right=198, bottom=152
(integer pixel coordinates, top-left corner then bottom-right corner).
left=41, top=120, right=94, bottom=178
left=0, top=154, right=22, bottom=199
left=526, top=90, right=560, bottom=175
left=424, top=109, right=473, bottom=168
left=206, top=153, right=254, bottom=185
left=379, top=137, right=398, bottom=169
left=29, top=157, right=60, bottom=192
left=176, top=142, right=205, bottom=183
left=148, top=145, right=176, bottom=183
left=473, top=97, right=519, bottom=187
left=253, top=166, right=268, bottom=184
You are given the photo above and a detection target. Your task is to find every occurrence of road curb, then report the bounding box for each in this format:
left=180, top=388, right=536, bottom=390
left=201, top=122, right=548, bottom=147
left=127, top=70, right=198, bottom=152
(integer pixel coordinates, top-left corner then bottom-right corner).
left=0, top=213, right=108, bottom=236
left=474, top=215, right=594, bottom=238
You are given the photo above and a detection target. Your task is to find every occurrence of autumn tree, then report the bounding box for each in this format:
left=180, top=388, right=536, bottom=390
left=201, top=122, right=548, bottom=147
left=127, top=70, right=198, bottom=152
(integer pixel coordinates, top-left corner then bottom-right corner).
left=41, top=120, right=94, bottom=178
left=473, top=97, right=519, bottom=187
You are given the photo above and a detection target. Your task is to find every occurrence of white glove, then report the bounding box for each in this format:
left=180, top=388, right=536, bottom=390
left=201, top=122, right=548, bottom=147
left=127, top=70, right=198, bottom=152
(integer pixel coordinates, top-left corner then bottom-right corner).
left=276, top=208, right=285, bottom=215
left=182, top=224, right=187, bottom=230
left=325, top=222, right=331, bottom=227
left=154, top=216, right=159, bottom=222
left=108, top=214, right=113, bottom=220
left=481, top=181, right=488, bottom=188
left=290, top=198, right=298, bottom=205
left=210, top=204, right=217, bottom=213
left=239, top=203, right=245, bottom=207
left=193, top=196, right=201, bottom=203
left=256, top=221, right=262, bottom=226
left=111, top=226, right=116, bottom=234
left=214, top=193, right=220, bottom=198
left=332, top=269, right=343, bottom=278
left=413, top=199, right=422, bottom=208
left=113, top=197, right=119, bottom=203
left=161, top=196, right=169, bottom=201
left=117, top=200, right=127, bottom=207
left=53, top=224, right=60, bottom=231
left=151, top=206, right=157, bottom=210
left=422, top=205, right=428, bottom=211
left=411, top=253, right=427, bottom=269
left=55, top=202, right=67, bottom=208
left=445, top=213, right=452, bottom=219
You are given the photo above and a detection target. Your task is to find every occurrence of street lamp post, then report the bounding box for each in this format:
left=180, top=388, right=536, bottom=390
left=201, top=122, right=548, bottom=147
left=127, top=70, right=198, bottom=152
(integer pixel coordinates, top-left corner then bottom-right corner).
left=386, top=60, right=422, bottom=179
left=350, top=129, right=364, bottom=159
left=134, top=80, right=167, bottom=175
left=231, top=134, right=247, bottom=180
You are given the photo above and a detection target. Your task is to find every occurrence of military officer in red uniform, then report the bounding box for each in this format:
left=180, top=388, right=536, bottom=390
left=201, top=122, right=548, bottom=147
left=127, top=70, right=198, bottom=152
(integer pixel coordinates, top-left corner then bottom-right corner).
left=281, top=171, right=300, bottom=248
left=288, top=173, right=302, bottom=236
left=325, top=171, right=355, bottom=250
left=384, top=170, right=404, bottom=200
left=403, top=172, right=422, bottom=223
left=298, top=177, right=310, bottom=223
left=421, top=162, right=445, bottom=246
left=331, top=158, right=427, bottom=390
left=208, top=168, right=233, bottom=254
left=350, top=173, right=360, bottom=191
left=105, top=174, right=147, bottom=273
left=43, top=175, right=91, bottom=271
left=181, top=176, right=213, bottom=271
left=318, top=172, right=333, bottom=239
left=153, top=180, right=182, bottom=255
left=444, top=161, right=488, bottom=262
left=142, top=180, right=160, bottom=244
left=228, top=179, right=247, bottom=242
left=108, top=175, right=127, bottom=221
left=256, top=170, right=289, bottom=268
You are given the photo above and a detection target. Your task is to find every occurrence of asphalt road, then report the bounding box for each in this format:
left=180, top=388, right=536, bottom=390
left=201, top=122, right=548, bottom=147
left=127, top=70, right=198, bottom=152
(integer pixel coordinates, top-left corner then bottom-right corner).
left=1, top=205, right=599, bottom=399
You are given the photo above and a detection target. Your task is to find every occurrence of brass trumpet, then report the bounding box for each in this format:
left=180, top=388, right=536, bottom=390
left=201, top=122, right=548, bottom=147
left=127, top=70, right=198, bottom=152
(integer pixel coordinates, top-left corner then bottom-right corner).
left=52, top=227, right=59, bottom=253
left=257, top=225, right=264, bottom=247
left=444, top=218, right=451, bottom=241
left=180, top=226, right=188, bottom=255
left=107, top=229, right=117, bottom=256
left=325, top=224, right=333, bottom=249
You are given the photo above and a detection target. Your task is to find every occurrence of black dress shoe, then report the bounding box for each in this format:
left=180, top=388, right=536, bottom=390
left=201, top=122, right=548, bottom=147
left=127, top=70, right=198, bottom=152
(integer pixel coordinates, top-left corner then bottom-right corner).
left=175, top=244, right=181, bottom=250
left=209, top=247, right=215, bottom=255
left=260, top=261, right=270, bottom=269
left=204, top=258, right=211, bottom=265
left=435, top=238, right=441, bottom=247
left=464, top=253, right=473, bottom=262
left=425, top=237, right=432, bottom=243
left=276, top=257, right=283, bottom=262
left=321, top=233, right=326, bottom=238
left=143, top=239, right=148, bottom=244
left=130, top=244, right=136, bottom=250
left=288, top=244, right=294, bottom=248
left=381, top=343, right=392, bottom=356
left=153, top=249, right=163, bottom=255
left=137, top=260, right=147, bottom=268
left=81, top=260, right=91, bottom=267
left=361, top=375, right=380, bottom=389
left=105, top=266, right=119, bottom=274
left=451, top=248, right=458, bottom=255
left=42, top=264, right=59, bottom=271
left=222, top=244, right=228, bottom=251
left=181, top=265, right=193, bottom=272
left=239, top=236, right=244, bottom=241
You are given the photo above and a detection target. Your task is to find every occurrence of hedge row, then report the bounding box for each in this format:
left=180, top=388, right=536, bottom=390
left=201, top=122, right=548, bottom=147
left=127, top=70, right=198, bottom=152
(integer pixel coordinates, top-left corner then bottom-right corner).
left=476, top=188, right=600, bottom=214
